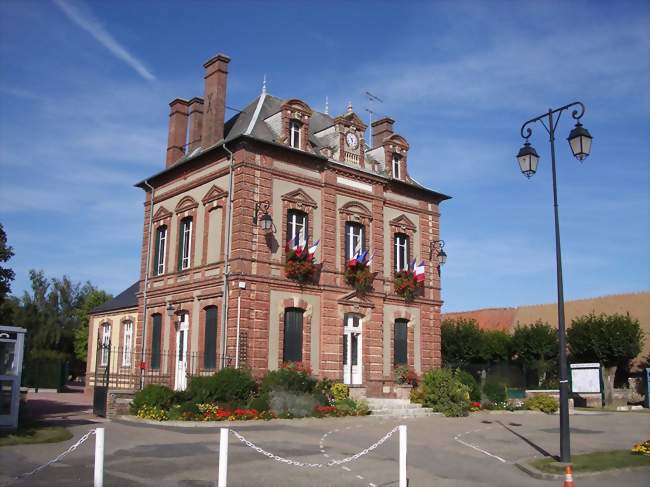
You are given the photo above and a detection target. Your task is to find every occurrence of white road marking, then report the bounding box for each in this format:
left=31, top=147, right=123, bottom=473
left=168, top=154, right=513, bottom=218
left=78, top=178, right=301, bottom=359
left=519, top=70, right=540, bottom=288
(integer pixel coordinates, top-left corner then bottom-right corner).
left=342, top=466, right=351, bottom=471
left=356, top=475, right=364, bottom=480
left=368, top=483, right=377, bottom=487
left=453, top=427, right=507, bottom=463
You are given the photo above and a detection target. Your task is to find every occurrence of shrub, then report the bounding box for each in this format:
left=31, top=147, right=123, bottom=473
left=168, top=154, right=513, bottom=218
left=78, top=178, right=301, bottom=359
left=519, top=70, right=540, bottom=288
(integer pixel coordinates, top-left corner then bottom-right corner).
left=136, top=405, right=169, bottom=421
left=333, top=398, right=370, bottom=416
left=247, top=395, right=270, bottom=412
left=269, top=390, right=319, bottom=418
left=186, top=368, right=257, bottom=405
left=414, top=368, right=470, bottom=417
left=330, top=383, right=349, bottom=401
left=456, top=370, right=480, bottom=402
left=130, top=384, right=175, bottom=414
left=524, top=394, right=559, bottom=414
left=315, top=377, right=336, bottom=403
left=168, top=402, right=200, bottom=421
left=260, top=363, right=317, bottom=395
left=483, top=377, right=507, bottom=404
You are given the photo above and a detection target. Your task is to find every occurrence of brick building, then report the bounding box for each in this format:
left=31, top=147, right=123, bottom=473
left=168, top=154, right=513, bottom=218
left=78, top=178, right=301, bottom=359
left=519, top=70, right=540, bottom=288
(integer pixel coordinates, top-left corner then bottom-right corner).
left=86, top=52, right=450, bottom=397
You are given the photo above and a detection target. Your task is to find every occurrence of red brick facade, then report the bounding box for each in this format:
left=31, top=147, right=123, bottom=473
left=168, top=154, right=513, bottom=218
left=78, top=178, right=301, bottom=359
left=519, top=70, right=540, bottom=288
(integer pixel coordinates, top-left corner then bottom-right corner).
left=93, top=52, right=449, bottom=397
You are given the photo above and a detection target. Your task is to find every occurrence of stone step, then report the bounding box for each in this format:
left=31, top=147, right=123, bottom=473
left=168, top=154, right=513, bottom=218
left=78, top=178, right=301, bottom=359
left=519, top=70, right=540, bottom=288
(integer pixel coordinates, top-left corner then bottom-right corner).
left=365, top=399, right=422, bottom=409
left=371, top=407, right=438, bottom=417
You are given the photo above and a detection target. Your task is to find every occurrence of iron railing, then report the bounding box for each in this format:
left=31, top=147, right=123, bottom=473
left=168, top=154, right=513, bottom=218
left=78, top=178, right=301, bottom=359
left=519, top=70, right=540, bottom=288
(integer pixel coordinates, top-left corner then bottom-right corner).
left=89, top=346, right=233, bottom=390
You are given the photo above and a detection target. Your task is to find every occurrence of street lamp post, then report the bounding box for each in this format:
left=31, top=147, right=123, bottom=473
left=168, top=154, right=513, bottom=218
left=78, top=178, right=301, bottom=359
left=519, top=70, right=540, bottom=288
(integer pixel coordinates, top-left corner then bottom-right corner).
left=516, top=102, right=593, bottom=463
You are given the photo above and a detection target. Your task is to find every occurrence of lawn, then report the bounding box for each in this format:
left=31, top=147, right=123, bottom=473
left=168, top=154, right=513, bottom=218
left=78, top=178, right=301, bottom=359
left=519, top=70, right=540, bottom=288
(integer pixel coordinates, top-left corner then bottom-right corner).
left=0, top=423, right=72, bottom=447
left=531, top=450, right=650, bottom=474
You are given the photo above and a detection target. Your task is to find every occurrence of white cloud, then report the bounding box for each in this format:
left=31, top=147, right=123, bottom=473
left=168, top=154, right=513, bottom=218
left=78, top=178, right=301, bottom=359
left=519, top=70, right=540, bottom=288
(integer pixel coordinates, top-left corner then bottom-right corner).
left=53, top=0, right=155, bottom=81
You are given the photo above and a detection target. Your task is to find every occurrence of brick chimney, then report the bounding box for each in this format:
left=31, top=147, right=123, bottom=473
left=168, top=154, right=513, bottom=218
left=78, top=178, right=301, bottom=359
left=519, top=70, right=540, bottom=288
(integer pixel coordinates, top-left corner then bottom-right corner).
left=187, top=97, right=204, bottom=153
left=201, top=53, right=231, bottom=148
left=371, top=117, right=394, bottom=148
left=165, top=98, right=190, bottom=167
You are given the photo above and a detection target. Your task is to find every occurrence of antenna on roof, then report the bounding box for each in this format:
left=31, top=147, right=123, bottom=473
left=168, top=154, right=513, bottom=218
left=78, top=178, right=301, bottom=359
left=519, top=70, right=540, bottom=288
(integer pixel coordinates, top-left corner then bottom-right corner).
left=262, top=74, right=267, bottom=95
left=364, top=91, right=383, bottom=144
left=325, top=96, right=329, bottom=115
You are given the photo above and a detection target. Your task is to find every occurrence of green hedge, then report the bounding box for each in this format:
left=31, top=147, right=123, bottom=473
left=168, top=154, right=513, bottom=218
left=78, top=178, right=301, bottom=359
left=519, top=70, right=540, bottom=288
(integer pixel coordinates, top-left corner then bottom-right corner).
left=22, top=357, right=66, bottom=391
left=186, top=367, right=257, bottom=406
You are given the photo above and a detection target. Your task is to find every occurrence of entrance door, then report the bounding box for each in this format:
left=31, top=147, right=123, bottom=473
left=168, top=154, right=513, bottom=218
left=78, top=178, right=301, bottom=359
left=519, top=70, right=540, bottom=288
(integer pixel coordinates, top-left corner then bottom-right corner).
left=175, top=313, right=189, bottom=391
left=343, top=314, right=362, bottom=385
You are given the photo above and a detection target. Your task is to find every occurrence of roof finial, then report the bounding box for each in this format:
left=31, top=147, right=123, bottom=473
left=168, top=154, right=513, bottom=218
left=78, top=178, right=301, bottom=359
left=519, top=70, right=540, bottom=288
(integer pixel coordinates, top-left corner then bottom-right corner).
left=262, top=74, right=267, bottom=95
left=347, top=100, right=353, bottom=113
left=325, top=96, right=329, bottom=115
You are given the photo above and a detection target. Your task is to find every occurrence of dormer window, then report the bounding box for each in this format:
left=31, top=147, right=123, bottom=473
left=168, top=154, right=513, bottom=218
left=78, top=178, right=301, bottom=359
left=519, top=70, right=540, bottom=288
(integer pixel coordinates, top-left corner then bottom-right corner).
left=392, top=153, right=401, bottom=179
left=289, top=120, right=301, bottom=149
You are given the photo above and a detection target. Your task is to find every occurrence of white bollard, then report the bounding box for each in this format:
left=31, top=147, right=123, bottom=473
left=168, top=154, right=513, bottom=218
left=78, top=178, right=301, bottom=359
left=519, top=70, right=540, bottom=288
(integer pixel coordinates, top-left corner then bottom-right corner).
left=94, top=427, right=104, bottom=487
left=218, top=428, right=229, bottom=487
left=399, top=424, right=407, bottom=487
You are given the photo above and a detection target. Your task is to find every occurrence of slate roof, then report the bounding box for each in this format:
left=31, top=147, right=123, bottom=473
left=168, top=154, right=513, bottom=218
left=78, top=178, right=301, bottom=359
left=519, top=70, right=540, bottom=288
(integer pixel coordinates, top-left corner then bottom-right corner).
left=91, top=281, right=139, bottom=314
left=136, top=92, right=450, bottom=201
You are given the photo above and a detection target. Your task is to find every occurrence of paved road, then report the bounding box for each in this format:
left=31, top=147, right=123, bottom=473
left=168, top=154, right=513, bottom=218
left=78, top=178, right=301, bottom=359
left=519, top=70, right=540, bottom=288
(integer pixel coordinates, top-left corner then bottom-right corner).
left=1, top=411, right=648, bottom=486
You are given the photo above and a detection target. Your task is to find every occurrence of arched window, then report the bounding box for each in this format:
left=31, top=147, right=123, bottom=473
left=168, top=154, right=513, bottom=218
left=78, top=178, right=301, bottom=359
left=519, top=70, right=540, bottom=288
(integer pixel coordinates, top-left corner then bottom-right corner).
left=151, top=314, right=162, bottom=370
left=345, top=222, right=365, bottom=261
left=122, top=321, right=133, bottom=367
left=289, top=120, right=301, bottom=148
left=154, top=225, right=167, bottom=276
left=283, top=308, right=304, bottom=363
left=204, top=306, right=218, bottom=369
left=394, top=233, right=409, bottom=272
left=100, top=323, right=111, bottom=367
left=178, top=217, right=192, bottom=270
left=286, top=209, right=308, bottom=247
left=394, top=319, right=408, bottom=366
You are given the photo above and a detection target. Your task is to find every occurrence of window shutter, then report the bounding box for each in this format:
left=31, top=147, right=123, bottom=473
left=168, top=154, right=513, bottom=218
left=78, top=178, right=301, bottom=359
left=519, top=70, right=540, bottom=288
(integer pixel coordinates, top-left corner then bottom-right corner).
left=204, top=306, right=218, bottom=369
left=394, top=319, right=408, bottom=366
left=344, top=223, right=351, bottom=261
left=361, top=224, right=366, bottom=253
left=286, top=211, right=293, bottom=245
left=154, top=228, right=161, bottom=276
left=151, top=314, right=162, bottom=369
left=283, top=308, right=303, bottom=363
left=394, top=235, right=398, bottom=272
left=177, top=220, right=184, bottom=271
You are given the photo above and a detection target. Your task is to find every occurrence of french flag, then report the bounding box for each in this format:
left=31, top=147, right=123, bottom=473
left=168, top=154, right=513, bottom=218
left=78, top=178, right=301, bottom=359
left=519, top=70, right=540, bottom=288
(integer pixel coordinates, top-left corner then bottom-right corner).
left=414, top=261, right=426, bottom=282
left=357, top=250, right=369, bottom=264
left=308, top=239, right=320, bottom=255
left=366, top=251, right=375, bottom=266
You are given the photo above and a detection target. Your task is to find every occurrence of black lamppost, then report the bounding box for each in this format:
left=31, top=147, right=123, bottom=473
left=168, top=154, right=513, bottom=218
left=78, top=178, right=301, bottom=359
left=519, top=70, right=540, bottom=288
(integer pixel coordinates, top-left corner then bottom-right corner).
left=516, top=102, right=593, bottom=463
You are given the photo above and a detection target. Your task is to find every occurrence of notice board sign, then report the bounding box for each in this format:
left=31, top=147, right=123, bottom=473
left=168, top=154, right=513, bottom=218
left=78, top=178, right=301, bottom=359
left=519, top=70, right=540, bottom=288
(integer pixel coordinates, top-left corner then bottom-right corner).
left=570, top=363, right=601, bottom=394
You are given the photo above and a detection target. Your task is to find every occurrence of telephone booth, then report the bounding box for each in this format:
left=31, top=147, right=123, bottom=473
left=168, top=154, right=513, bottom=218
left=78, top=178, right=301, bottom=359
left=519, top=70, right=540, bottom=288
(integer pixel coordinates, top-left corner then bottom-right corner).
left=0, top=326, right=27, bottom=430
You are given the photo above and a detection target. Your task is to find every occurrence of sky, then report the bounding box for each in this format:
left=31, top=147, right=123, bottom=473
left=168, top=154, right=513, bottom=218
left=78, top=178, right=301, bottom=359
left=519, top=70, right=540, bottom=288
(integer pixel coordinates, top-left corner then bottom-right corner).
left=0, top=0, right=648, bottom=312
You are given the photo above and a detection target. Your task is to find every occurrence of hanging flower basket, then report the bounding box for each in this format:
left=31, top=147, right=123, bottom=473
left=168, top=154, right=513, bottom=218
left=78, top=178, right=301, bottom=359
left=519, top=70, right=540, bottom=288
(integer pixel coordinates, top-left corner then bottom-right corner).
left=394, top=270, right=422, bottom=302
left=285, top=248, right=318, bottom=283
left=344, top=260, right=375, bottom=294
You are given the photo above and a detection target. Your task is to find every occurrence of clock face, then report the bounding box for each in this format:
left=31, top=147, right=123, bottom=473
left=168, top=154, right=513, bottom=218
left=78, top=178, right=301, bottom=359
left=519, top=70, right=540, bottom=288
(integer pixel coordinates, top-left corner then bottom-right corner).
left=346, top=132, right=359, bottom=149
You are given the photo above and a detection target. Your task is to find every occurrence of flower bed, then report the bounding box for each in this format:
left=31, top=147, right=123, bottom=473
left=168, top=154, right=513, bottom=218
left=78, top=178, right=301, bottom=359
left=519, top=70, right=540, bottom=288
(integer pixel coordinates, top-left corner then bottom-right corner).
left=631, top=440, right=650, bottom=456
left=394, top=270, right=422, bottom=302
left=131, top=363, right=369, bottom=423
left=285, top=247, right=319, bottom=283
left=344, top=260, right=375, bottom=294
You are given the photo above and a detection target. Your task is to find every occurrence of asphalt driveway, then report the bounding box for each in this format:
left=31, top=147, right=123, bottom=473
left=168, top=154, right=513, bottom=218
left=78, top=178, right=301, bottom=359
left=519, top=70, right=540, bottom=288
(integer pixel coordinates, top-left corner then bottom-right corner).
left=1, top=411, right=648, bottom=486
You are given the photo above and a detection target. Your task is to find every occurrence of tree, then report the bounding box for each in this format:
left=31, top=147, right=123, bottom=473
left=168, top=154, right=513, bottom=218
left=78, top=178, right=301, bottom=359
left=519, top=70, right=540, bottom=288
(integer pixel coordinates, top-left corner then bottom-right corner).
left=511, top=321, right=559, bottom=387
left=441, top=317, right=482, bottom=369
left=73, top=288, right=113, bottom=361
left=479, top=330, right=511, bottom=366
left=568, top=312, right=644, bottom=406
left=0, top=223, right=15, bottom=304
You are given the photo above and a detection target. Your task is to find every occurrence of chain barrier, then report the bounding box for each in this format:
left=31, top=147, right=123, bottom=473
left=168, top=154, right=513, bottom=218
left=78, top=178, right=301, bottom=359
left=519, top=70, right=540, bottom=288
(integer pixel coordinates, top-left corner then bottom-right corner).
left=1, top=429, right=97, bottom=486
left=230, top=426, right=399, bottom=469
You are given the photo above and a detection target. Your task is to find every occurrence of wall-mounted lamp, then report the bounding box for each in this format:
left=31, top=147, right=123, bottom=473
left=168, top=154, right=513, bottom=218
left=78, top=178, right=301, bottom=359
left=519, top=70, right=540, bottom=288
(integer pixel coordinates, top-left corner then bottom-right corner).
left=166, top=302, right=176, bottom=318
left=253, top=200, right=274, bottom=232
left=430, top=240, right=447, bottom=267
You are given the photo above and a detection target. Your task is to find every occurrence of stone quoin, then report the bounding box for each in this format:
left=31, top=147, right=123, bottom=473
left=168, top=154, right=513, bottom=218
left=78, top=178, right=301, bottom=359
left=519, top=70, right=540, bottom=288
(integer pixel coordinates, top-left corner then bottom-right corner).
left=86, top=51, right=451, bottom=398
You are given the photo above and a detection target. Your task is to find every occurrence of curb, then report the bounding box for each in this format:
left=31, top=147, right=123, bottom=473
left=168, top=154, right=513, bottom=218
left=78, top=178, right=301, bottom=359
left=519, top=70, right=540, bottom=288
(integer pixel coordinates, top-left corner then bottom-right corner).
left=515, top=456, right=650, bottom=480
left=114, top=413, right=391, bottom=429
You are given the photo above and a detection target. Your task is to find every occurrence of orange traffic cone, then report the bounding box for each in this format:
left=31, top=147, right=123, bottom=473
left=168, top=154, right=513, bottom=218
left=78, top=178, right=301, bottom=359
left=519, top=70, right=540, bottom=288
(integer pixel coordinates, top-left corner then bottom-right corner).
left=563, top=465, right=574, bottom=487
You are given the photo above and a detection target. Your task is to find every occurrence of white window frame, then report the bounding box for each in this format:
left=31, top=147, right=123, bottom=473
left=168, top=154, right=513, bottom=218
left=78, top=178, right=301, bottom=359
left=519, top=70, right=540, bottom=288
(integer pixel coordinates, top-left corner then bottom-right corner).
left=288, top=210, right=307, bottom=245
left=122, top=321, right=133, bottom=367
left=289, top=120, right=301, bottom=149
left=100, top=324, right=111, bottom=367
left=395, top=234, right=409, bottom=271
left=392, top=154, right=401, bottom=179
left=156, top=226, right=167, bottom=275
left=180, top=218, right=192, bottom=270
left=346, top=223, right=364, bottom=259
